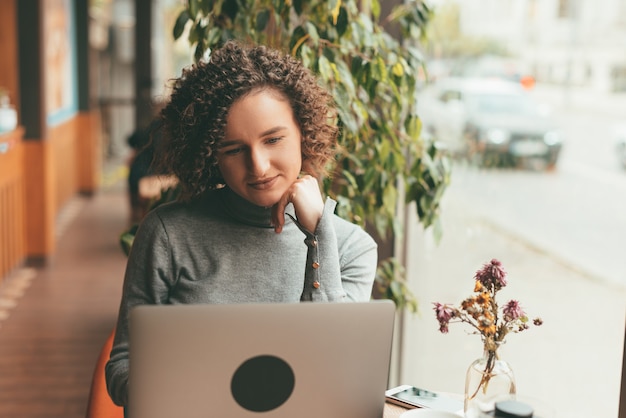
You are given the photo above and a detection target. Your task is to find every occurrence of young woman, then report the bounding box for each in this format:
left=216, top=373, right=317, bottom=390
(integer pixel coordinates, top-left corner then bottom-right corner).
left=105, top=41, right=378, bottom=407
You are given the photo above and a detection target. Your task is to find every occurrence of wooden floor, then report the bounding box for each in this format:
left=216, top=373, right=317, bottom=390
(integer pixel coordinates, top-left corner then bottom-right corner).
left=0, top=183, right=128, bottom=418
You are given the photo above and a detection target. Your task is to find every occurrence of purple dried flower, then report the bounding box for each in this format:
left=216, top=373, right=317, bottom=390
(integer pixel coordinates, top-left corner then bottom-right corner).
left=475, top=259, right=507, bottom=290
left=433, top=303, right=456, bottom=334
left=503, top=300, right=525, bottom=321
left=433, top=302, right=454, bottom=323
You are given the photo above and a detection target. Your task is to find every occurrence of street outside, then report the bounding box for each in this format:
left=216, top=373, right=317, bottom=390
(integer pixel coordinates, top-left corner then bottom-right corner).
left=399, top=83, right=626, bottom=418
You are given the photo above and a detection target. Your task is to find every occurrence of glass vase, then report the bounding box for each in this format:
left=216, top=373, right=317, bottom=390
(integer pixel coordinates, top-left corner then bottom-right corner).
left=464, top=349, right=516, bottom=418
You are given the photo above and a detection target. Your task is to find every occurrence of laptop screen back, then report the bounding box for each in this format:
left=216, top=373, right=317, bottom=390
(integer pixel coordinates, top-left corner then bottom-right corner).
left=128, top=300, right=395, bottom=418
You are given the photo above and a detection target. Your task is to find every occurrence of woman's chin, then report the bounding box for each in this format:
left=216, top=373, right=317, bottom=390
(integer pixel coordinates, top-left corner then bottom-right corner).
left=246, top=194, right=281, bottom=209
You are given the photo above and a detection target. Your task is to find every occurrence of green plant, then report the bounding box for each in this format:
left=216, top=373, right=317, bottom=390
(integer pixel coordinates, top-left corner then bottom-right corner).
left=132, top=0, right=451, bottom=312
left=375, top=258, right=417, bottom=313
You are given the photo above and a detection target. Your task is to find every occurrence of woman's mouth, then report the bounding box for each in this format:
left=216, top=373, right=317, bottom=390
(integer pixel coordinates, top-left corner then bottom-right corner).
left=248, top=176, right=278, bottom=190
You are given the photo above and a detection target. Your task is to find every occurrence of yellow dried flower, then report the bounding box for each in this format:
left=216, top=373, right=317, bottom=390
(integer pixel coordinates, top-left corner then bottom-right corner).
left=476, top=292, right=491, bottom=307
left=478, top=320, right=496, bottom=336
left=461, top=298, right=475, bottom=310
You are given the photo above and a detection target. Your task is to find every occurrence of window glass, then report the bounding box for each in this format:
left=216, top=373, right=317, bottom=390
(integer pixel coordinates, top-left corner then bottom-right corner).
left=403, top=2, right=626, bottom=418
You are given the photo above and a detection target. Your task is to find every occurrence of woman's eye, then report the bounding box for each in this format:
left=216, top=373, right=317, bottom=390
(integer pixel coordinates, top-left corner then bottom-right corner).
left=267, top=137, right=282, bottom=144
left=223, top=147, right=242, bottom=156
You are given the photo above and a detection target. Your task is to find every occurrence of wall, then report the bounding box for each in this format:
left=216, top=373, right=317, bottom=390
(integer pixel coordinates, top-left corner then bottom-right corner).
left=0, top=129, right=25, bottom=281
left=0, top=0, right=102, bottom=276
left=0, top=0, right=25, bottom=281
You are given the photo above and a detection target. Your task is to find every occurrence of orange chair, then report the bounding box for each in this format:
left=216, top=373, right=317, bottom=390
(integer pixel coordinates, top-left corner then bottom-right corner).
left=85, top=329, right=124, bottom=418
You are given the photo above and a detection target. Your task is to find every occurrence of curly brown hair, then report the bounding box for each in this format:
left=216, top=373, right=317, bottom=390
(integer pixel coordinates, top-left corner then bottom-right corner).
left=155, top=41, right=338, bottom=201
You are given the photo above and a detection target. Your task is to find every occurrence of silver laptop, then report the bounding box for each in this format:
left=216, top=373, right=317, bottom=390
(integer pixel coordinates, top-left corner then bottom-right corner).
left=128, top=300, right=395, bottom=418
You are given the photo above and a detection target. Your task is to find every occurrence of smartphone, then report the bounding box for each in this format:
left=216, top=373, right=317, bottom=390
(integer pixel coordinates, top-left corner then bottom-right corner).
left=385, top=385, right=464, bottom=414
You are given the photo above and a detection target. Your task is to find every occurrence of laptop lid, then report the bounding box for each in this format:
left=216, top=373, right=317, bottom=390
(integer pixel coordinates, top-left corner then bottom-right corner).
left=128, top=300, right=395, bottom=418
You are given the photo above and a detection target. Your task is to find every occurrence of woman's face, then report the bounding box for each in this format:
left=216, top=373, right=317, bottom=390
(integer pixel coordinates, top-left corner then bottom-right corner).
left=217, top=89, right=303, bottom=208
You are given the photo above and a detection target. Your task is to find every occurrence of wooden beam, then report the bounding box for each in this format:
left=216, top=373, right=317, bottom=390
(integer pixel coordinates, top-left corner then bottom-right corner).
left=135, top=0, right=153, bottom=129
left=17, top=0, right=45, bottom=140
left=0, top=0, right=20, bottom=113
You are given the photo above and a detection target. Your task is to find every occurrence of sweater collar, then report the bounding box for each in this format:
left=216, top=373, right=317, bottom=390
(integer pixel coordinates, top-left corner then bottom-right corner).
left=218, top=187, right=274, bottom=228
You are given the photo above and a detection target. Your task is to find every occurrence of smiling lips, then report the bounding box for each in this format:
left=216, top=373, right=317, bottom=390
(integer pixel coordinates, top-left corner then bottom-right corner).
left=248, top=176, right=278, bottom=190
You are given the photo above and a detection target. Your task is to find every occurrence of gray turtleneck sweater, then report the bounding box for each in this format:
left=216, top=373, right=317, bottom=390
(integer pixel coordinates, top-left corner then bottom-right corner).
left=105, top=187, right=378, bottom=406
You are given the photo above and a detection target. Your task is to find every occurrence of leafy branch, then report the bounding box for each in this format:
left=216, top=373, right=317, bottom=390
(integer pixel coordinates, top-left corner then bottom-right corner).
left=166, top=0, right=452, bottom=311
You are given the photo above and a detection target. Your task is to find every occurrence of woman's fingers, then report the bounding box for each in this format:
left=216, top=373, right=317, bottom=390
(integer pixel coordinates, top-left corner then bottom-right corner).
left=272, top=175, right=324, bottom=234
left=271, top=190, right=292, bottom=233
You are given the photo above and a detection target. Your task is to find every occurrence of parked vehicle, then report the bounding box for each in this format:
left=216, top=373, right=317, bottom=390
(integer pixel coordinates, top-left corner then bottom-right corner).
left=418, top=77, right=564, bottom=169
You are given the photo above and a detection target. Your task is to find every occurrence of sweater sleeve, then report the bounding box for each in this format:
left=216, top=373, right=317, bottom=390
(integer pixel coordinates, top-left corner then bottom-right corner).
left=298, top=198, right=378, bottom=302
left=105, top=210, right=174, bottom=406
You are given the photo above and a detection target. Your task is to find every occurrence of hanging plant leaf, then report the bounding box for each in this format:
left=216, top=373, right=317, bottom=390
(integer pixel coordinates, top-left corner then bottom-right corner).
left=255, top=9, right=270, bottom=31
left=173, top=10, right=191, bottom=40
left=161, top=0, right=449, bottom=313
left=293, top=0, right=304, bottom=16
left=188, top=0, right=200, bottom=19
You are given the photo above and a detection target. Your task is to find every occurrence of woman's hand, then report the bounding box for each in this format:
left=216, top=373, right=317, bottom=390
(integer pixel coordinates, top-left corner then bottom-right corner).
left=272, top=175, right=324, bottom=234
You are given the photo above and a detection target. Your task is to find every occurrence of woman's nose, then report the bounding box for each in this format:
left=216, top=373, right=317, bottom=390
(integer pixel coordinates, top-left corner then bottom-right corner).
left=248, top=148, right=270, bottom=176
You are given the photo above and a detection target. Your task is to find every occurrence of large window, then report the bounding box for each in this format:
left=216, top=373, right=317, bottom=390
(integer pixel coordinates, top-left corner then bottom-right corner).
left=403, top=1, right=626, bottom=418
